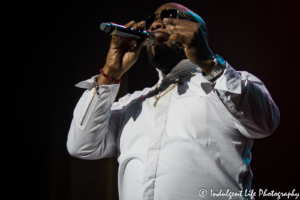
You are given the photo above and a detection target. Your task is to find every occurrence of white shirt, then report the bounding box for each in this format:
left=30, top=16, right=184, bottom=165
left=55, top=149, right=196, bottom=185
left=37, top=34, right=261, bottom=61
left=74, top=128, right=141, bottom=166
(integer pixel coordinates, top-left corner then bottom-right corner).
left=67, top=59, right=280, bottom=200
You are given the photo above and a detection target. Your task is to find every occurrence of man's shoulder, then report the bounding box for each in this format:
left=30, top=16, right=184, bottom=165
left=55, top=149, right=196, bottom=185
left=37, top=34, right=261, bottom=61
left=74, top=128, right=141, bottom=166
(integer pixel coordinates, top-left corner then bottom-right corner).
left=115, top=86, right=155, bottom=106
left=225, top=63, right=264, bottom=84
left=235, top=70, right=266, bottom=86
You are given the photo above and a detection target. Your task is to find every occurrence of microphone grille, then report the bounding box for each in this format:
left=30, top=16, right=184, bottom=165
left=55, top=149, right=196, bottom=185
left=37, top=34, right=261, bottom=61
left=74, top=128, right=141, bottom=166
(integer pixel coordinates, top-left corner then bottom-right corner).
left=100, top=23, right=112, bottom=34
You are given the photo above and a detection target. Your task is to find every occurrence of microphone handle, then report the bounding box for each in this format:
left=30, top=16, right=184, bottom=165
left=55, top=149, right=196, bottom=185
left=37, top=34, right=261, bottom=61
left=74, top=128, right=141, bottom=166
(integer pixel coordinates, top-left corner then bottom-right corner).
left=100, top=22, right=155, bottom=46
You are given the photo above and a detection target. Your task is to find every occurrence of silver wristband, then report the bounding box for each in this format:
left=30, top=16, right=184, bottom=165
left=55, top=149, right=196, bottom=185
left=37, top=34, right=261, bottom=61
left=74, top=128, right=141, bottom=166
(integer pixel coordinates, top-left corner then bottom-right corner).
left=202, top=54, right=226, bottom=81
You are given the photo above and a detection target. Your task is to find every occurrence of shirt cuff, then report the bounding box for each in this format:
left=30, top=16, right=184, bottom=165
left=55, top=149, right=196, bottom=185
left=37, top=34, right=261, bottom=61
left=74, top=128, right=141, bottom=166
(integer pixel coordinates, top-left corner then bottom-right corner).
left=214, top=62, right=242, bottom=94
left=75, top=75, right=120, bottom=91
left=75, top=75, right=99, bottom=90
left=74, top=75, right=120, bottom=105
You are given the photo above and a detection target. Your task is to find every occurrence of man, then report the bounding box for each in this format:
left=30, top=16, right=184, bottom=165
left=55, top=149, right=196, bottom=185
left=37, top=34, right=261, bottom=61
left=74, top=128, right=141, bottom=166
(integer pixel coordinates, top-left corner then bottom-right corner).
left=67, top=3, right=280, bottom=200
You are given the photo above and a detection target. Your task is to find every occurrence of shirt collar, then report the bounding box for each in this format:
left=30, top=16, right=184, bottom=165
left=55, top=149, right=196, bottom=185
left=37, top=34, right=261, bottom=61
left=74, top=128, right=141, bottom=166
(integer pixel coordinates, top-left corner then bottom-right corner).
left=156, top=60, right=242, bottom=94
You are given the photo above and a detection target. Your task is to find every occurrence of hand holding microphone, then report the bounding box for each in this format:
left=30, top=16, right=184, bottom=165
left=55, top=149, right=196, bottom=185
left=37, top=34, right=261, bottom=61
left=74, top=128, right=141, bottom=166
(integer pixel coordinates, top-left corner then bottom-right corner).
left=100, top=21, right=150, bottom=82
left=100, top=22, right=155, bottom=46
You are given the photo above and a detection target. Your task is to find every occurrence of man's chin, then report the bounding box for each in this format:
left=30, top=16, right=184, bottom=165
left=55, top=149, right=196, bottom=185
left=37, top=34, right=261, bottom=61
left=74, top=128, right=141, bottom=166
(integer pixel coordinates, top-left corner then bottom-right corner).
left=151, top=41, right=171, bottom=56
left=152, top=43, right=171, bottom=57
left=147, top=43, right=185, bottom=74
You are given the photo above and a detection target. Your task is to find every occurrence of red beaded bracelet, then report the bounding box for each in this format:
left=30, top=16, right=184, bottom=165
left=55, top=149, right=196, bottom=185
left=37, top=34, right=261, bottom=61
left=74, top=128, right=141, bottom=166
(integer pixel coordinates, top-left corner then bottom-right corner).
left=100, top=68, right=121, bottom=84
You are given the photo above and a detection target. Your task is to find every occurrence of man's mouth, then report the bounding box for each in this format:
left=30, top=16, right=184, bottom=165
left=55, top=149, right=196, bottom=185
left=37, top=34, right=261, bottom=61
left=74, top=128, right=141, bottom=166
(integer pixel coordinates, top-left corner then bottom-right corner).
left=153, top=31, right=170, bottom=46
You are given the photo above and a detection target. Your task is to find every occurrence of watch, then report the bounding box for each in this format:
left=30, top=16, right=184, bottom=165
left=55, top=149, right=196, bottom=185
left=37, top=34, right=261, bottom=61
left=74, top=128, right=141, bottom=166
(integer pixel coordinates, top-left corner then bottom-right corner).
left=202, top=54, right=226, bottom=81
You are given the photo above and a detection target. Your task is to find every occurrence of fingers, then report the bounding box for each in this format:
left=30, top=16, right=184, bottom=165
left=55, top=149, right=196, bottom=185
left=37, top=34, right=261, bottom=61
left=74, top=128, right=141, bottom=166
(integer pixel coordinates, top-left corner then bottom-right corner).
left=170, top=23, right=199, bottom=34
left=132, top=21, right=147, bottom=45
left=113, top=20, right=142, bottom=44
left=168, top=21, right=206, bottom=49
left=124, top=20, right=146, bottom=30
left=110, top=21, right=147, bottom=55
left=169, top=32, right=189, bottom=48
left=163, top=18, right=182, bottom=25
left=163, top=18, right=200, bottom=26
left=132, top=21, right=146, bottom=30
left=130, top=21, right=147, bottom=52
left=111, top=20, right=142, bottom=47
left=111, top=35, right=136, bottom=48
left=169, top=25, right=195, bottom=49
left=125, top=20, right=136, bottom=28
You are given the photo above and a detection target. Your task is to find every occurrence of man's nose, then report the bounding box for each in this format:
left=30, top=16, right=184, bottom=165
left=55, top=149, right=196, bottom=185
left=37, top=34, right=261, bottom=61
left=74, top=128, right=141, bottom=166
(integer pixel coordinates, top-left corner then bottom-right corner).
left=149, top=19, right=165, bottom=31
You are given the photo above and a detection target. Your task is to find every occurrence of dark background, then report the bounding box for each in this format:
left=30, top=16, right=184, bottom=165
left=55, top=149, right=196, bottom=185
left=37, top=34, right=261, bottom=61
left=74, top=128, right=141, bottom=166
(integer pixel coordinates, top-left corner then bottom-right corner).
left=7, top=0, right=299, bottom=199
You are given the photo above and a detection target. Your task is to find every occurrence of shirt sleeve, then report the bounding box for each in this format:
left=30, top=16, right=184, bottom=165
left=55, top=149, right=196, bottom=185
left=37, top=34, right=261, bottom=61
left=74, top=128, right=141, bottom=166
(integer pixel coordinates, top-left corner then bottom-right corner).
left=214, top=63, right=280, bottom=138
left=66, top=76, right=124, bottom=160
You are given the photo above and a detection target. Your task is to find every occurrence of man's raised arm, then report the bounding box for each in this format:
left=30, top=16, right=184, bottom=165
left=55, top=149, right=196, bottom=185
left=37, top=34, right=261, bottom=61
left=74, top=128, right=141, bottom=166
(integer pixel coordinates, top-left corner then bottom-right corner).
left=66, top=21, right=147, bottom=159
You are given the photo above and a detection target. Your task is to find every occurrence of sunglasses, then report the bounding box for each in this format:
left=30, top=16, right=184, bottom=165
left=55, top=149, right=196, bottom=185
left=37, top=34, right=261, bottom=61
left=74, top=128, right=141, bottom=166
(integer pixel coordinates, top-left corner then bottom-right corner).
left=145, top=8, right=191, bottom=30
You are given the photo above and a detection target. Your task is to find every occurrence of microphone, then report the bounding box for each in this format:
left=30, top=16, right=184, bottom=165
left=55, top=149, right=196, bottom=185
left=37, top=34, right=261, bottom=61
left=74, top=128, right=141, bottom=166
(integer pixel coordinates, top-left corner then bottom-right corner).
left=100, top=22, right=156, bottom=46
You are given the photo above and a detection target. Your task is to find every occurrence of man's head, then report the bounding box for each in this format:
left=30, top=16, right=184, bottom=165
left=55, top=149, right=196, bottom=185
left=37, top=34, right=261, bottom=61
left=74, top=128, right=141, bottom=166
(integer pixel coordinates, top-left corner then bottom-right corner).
left=146, top=3, right=208, bottom=74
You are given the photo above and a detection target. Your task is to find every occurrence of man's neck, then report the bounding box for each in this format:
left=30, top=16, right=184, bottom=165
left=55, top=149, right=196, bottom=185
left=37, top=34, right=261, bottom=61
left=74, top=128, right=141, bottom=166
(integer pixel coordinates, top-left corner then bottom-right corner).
left=155, top=59, right=200, bottom=91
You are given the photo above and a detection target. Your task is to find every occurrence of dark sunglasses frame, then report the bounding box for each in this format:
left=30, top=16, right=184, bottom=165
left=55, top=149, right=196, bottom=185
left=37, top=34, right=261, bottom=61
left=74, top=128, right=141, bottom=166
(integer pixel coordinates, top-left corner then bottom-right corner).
left=145, top=8, right=191, bottom=29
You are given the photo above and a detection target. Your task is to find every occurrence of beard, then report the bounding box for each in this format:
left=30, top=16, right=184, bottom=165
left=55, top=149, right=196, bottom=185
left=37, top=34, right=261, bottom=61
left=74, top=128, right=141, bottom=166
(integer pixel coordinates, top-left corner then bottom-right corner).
left=147, top=42, right=186, bottom=74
